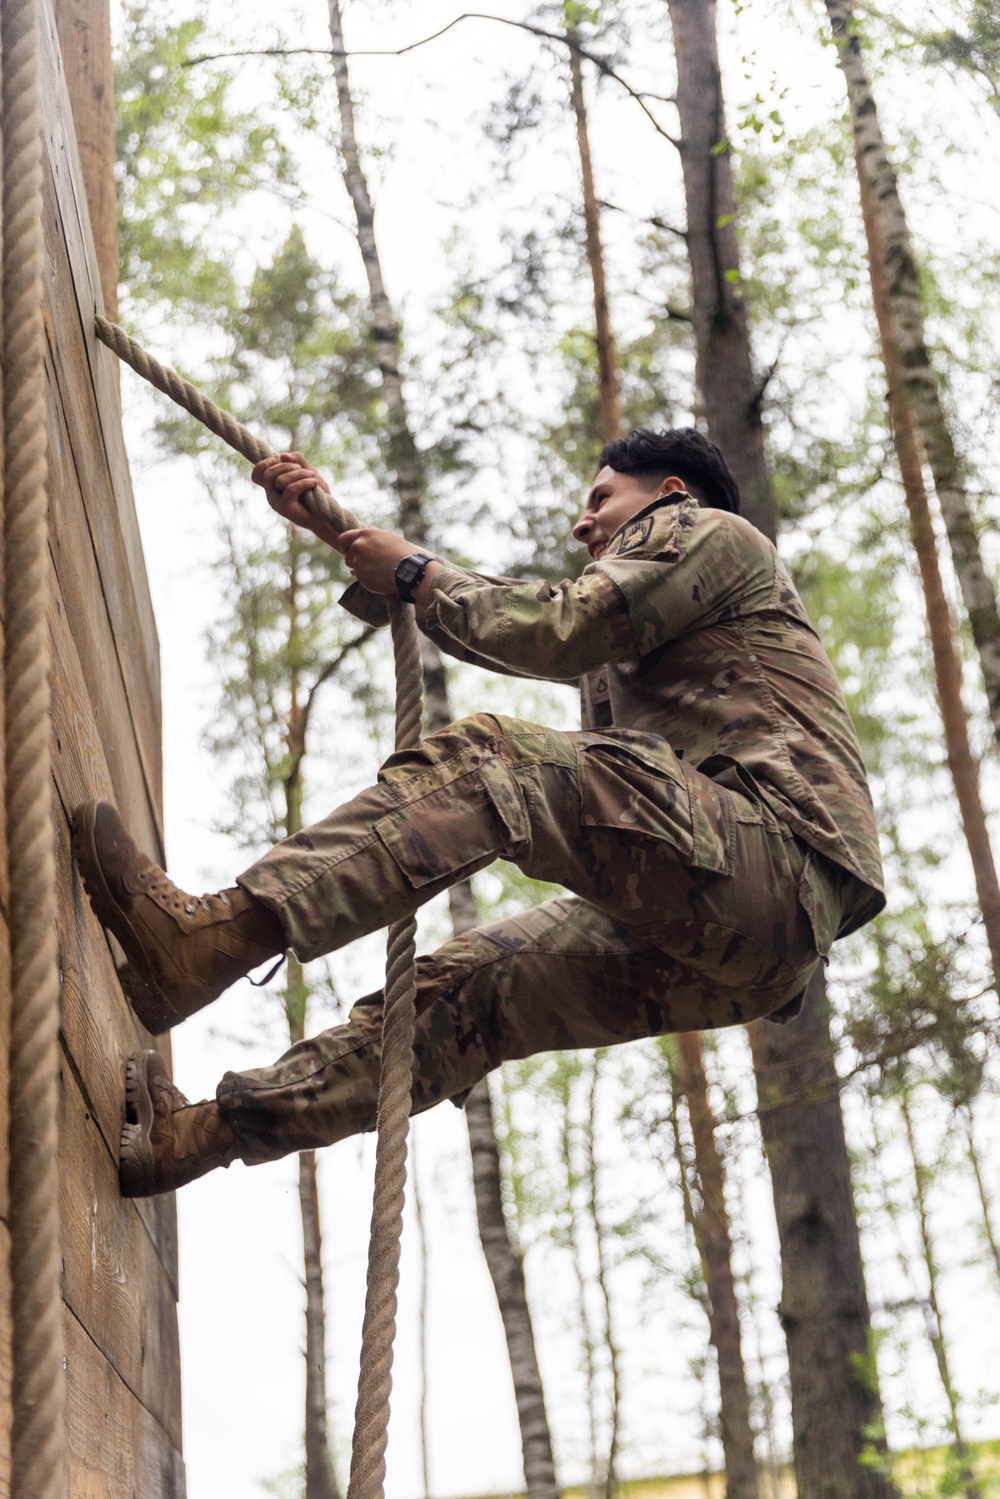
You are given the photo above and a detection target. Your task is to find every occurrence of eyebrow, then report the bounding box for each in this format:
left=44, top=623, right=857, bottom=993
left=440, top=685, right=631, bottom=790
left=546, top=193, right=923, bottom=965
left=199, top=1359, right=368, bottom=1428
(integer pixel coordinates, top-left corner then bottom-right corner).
left=585, top=482, right=610, bottom=509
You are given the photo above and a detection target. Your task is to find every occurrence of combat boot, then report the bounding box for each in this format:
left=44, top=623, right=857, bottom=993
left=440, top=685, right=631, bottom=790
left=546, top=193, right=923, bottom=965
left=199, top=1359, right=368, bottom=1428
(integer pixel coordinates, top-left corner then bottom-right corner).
left=72, top=801, right=286, bottom=1033
left=120, top=1051, right=241, bottom=1197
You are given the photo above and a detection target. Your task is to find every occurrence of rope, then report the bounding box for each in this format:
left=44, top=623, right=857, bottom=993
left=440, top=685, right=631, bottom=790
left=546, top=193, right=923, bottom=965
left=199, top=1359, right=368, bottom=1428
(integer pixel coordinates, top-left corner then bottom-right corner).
left=2, top=0, right=68, bottom=1494
left=96, top=314, right=421, bottom=1499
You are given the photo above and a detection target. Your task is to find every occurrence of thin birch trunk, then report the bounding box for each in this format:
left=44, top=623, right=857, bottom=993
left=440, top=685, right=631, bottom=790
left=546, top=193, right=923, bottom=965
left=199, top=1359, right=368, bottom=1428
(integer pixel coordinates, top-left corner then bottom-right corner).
left=824, top=0, right=1000, bottom=750
left=675, top=1033, right=759, bottom=1499
left=326, top=12, right=560, bottom=1492
left=663, top=0, right=774, bottom=541
left=566, top=33, right=621, bottom=442
left=855, top=159, right=1000, bottom=980
left=464, top=1074, right=561, bottom=1499
left=665, top=4, right=896, bottom=1490
left=559, top=1070, right=601, bottom=1499
left=900, top=1090, right=981, bottom=1499
left=964, top=1107, right=1000, bottom=1291
left=285, top=535, right=340, bottom=1499
left=584, top=1055, right=621, bottom=1499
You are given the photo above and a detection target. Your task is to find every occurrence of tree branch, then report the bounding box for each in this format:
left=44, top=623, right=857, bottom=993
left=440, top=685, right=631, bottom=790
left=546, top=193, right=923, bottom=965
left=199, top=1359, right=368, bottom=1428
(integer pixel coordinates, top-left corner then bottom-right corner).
left=287, top=623, right=379, bottom=787
left=181, top=14, right=680, bottom=147
left=598, top=198, right=688, bottom=239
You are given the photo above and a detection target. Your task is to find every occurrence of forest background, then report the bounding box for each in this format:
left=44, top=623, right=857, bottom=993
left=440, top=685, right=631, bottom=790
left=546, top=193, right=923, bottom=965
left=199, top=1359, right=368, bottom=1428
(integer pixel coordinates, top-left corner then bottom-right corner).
left=108, top=0, right=1000, bottom=1497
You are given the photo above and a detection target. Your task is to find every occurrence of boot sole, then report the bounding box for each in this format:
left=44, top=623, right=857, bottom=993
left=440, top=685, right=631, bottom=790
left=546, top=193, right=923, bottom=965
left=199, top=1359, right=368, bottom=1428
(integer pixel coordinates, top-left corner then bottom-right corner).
left=71, top=803, right=182, bottom=1034
left=120, top=1052, right=159, bottom=1197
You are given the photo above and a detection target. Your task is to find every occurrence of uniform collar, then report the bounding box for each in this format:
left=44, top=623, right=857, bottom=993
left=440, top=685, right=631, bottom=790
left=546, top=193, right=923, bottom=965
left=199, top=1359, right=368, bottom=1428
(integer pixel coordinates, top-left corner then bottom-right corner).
left=604, top=490, right=692, bottom=554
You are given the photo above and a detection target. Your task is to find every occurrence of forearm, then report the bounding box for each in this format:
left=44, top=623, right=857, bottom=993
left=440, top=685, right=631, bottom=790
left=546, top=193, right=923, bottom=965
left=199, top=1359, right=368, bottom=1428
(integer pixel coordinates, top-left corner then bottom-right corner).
left=411, top=559, right=446, bottom=611
left=421, top=565, right=638, bottom=679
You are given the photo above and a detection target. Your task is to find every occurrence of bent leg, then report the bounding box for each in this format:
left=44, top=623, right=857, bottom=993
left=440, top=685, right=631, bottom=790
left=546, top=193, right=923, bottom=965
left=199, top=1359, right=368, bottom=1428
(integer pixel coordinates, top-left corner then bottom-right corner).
left=218, top=895, right=813, bottom=1164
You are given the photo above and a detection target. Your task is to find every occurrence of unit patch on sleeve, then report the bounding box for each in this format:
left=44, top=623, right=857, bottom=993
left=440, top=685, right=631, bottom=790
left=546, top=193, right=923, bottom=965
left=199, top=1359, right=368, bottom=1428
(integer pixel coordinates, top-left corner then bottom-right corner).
left=613, top=516, right=654, bottom=556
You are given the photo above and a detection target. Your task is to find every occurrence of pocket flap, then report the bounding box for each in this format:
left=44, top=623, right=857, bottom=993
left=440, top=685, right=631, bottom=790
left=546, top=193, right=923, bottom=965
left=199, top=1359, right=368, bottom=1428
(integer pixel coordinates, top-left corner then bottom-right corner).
left=376, top=756, right=528, bottom=888
left=578, top=731, right=733, bottom=874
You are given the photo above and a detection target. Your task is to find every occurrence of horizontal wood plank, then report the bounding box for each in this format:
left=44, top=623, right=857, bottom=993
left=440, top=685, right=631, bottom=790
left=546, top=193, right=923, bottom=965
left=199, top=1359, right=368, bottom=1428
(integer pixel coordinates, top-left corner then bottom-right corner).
left=46, top=367, right=162, bottom=857
left=60, top=1060, right=182, bottom=1450
left=49, top=581, right=178, bottom=1289
left=39, top=259, right=163, bottom=820
left=37, top=0, right=161, bottom=711
left=65, top=1307, right=186, bottom=1499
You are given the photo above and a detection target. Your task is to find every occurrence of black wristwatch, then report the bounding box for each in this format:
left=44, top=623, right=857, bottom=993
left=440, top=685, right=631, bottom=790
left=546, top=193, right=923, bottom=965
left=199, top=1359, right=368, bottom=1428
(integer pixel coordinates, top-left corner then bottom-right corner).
left=394, top=551, right=434, bottom=604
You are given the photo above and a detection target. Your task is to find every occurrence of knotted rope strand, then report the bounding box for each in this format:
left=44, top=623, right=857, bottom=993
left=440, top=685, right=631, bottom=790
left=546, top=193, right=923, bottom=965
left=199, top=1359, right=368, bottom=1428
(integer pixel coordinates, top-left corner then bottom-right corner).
left=96, top=315, right=421, bottom=1499
left=3, top=2, right=68, bottom=1495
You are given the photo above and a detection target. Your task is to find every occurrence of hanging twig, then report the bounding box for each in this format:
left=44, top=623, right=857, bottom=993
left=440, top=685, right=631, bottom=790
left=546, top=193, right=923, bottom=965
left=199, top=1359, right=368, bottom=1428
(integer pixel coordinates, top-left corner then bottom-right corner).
left=180, top=13, right=680, bottom=146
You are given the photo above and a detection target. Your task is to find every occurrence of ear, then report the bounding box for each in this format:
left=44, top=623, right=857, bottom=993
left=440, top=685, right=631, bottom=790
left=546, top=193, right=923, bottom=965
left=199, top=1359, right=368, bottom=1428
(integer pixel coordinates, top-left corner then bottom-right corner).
left=657, top=475, right=687, bottom=498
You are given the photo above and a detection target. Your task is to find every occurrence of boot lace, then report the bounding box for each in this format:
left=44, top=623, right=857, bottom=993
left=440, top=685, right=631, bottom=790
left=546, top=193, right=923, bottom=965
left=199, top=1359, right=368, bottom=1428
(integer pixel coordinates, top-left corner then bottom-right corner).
left=135, top=868, right=235, bottom=923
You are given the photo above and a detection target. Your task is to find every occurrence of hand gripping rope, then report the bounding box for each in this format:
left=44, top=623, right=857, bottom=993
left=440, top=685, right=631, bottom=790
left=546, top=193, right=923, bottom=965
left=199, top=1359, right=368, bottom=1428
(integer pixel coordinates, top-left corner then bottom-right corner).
left=95, top=315, right=422, bottom=1499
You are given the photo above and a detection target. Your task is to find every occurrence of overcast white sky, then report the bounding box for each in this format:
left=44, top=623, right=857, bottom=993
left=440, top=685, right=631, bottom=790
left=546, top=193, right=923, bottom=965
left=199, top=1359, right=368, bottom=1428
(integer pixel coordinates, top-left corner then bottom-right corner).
left=111, top=0, right=1000, bottom=1495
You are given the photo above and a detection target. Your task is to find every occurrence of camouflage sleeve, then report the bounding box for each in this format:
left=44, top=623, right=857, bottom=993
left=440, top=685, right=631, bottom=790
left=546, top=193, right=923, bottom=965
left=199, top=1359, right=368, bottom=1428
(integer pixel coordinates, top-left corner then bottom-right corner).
left=421, top=504, right=778, bottom=679
left=420, top=564, right=640, bottom=681
left=595, top=501, right=778, bottom=650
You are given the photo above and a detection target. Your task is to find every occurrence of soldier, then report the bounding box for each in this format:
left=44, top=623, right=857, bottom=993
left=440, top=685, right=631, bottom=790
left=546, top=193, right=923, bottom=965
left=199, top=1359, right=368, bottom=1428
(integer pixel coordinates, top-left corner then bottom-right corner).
left=73, top=427, right=884, bottom=1198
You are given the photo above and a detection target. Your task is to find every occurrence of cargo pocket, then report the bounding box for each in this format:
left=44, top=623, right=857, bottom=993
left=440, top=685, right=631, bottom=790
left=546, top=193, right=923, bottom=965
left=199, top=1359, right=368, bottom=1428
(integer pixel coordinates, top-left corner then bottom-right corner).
left=376, top=752, right=530, bottom=888
left=577, top=731, right=734, bottom=874
left=797, top=849, right=844, bottom=957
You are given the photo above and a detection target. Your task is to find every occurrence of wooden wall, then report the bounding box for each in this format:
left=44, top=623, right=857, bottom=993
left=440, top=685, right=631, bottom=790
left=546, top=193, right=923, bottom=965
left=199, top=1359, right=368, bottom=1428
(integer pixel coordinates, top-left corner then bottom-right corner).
left=0, top=0, right=184, bottom=1491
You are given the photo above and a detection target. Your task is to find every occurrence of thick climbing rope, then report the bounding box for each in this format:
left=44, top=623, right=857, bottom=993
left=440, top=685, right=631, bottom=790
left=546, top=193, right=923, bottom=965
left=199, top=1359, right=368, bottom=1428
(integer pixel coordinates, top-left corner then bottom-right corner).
left=96, top=315, right=421, bottom=1499
left=2, top=0, right=68, bottom=1495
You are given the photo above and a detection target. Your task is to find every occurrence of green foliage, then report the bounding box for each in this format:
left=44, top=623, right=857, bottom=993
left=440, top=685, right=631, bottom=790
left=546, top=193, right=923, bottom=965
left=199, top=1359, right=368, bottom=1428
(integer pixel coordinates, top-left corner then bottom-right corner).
left=115, top=2, right=294, bottom=322
left=922, top=2, right=1000, bottom=109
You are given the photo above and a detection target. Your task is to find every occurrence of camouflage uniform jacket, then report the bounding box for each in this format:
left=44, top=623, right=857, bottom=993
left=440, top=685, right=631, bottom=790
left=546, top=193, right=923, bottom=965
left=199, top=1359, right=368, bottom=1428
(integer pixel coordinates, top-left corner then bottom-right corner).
left=345, top=494, right=885, bottom=937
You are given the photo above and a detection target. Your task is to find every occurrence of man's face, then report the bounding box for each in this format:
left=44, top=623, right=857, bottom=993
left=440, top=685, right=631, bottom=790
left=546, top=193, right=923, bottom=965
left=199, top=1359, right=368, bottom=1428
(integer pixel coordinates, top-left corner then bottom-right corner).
left=572, top=466, right=687, bottom=561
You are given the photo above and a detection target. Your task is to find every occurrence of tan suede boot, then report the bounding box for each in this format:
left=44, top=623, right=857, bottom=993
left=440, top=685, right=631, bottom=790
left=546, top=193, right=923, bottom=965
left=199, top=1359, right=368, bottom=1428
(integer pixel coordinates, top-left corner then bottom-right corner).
left=120, top=1051, right=242, bottom=1197
left=73, top=801, right=286, bottom=1033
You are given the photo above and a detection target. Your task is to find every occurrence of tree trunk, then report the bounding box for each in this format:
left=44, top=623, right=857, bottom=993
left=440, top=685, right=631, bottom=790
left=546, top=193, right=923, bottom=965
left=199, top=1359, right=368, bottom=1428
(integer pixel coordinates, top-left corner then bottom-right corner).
left=328, top=0, right=422, bottom=539
left=824, top=0, right=1000, bottom=750
left=675, top=1034, right=759, bottom=1499
left=665, top=6, right=897, bottom=1491
left=900, top=1089, right=981, bottom=1499
left=747, top=973, right=894, bottom=1498
left=584, top=1055, right=621, bottom=1499
left=299, top=1139, right=342, bottom=1499
left=663, top=0, right=774, bottom=541
left=326, top=12, right=560, bottom=1492
left=965, top=1107, right=1000, bottom=1291
left=855, top=160, right=1000, bottom=979
left=559, top=1069, right=601, bottom=1499
left=284, top=538, right=340, bottom=1499
left=567, top=35, right=621, bottom=443
left=465, top=1079, right=562, bottom=1499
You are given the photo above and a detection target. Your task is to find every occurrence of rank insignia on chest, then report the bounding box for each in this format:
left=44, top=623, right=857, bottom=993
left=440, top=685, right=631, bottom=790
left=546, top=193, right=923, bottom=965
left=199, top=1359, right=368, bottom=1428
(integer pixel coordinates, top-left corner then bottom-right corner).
left=613, top=516, right=654, bottom=555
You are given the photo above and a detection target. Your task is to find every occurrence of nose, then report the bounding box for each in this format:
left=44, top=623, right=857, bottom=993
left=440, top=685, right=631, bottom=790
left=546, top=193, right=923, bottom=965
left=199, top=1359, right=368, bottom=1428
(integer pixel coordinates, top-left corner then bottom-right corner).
left=572, top=512, right=593, bottom=542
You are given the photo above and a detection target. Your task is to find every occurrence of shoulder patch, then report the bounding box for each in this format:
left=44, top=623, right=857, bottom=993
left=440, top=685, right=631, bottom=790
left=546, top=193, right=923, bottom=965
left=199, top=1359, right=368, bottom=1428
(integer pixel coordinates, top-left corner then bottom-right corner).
left=615, top=516, right=654, bottom=556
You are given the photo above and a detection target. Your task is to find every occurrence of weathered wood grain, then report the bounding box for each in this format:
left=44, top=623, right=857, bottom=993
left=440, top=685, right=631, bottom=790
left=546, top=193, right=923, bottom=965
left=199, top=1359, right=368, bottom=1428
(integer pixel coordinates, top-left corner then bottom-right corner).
left=65, top=1308, right=186, bottom=1499
left=37, top=0, right=161, bottom=722
left=0, top=0, right=183, bottom=1490
left=53, top=0, right=119, bottom=321
left=40, top=218, right=163, bottom=822
left=48, top=582, right=178, bottom=1289
left=60, top=1060, right=183, bottom=1449
left=46, top=367, right=162, bottom=856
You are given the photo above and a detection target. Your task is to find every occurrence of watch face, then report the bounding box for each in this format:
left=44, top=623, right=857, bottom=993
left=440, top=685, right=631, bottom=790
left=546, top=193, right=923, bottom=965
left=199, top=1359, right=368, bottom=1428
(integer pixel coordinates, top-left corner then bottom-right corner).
left=398, top=557, right=421, bottom=584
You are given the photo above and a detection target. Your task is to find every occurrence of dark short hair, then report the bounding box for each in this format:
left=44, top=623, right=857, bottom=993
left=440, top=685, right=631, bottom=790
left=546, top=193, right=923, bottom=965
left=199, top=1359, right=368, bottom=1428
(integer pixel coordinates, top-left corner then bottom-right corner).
left=597, top=428, right=741, bottom=515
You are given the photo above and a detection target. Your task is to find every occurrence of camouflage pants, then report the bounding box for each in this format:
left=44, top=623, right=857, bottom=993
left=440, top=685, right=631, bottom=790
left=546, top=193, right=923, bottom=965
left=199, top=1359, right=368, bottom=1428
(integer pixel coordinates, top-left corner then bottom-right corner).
left=221, top=713, right=832, bottom=1163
